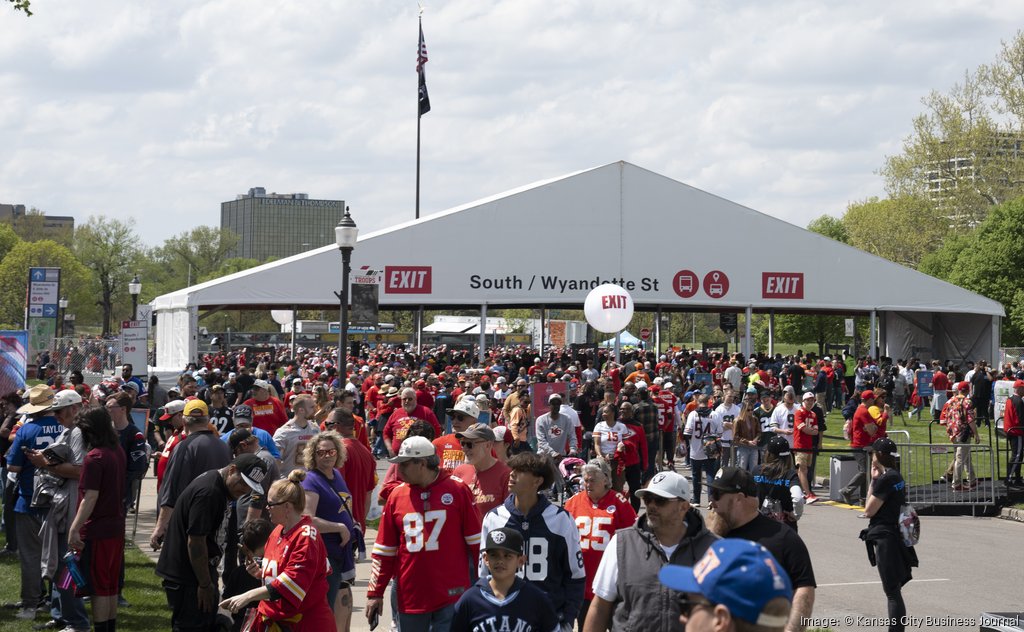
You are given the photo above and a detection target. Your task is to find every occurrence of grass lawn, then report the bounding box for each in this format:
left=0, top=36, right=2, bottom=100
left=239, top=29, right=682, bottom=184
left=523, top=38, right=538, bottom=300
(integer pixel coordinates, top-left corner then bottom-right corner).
left=811, top=409, right=1003, bottom=489
left=0, top=521, right=169, bottom=630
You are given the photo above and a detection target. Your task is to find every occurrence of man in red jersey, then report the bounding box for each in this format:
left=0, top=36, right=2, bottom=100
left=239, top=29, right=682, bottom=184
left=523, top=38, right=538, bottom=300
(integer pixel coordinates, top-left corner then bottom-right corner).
left=840, top=390, right=879, bottom=505
left=366, top=436, right=482, bottom=631
left=243, top=380, right=287, bottom=434
left=434, top=396, right=479, bottom=471
left=793, top=391, right=820, bottom=504
left=383, top=387, right=442, bottom=456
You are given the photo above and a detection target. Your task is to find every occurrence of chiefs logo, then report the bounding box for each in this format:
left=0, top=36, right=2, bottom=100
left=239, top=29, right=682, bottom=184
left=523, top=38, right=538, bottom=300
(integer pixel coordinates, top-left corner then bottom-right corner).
left=550, top=426, right=562, bottom=436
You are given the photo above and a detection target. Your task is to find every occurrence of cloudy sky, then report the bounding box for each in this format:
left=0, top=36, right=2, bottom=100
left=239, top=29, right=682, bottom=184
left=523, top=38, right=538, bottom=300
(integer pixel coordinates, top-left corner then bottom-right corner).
left=2, top=1, right=1022, bottom=246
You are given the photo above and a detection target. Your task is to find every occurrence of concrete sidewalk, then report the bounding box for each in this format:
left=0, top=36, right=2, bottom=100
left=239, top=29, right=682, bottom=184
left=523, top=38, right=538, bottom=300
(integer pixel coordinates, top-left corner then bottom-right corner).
left=131, top=463, right=384, bottom=632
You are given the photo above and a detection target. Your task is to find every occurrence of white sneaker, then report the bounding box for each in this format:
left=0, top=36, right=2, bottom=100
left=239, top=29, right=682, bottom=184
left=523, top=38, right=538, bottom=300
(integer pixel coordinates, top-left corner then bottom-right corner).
left=15, top=607, right=36, bottom=620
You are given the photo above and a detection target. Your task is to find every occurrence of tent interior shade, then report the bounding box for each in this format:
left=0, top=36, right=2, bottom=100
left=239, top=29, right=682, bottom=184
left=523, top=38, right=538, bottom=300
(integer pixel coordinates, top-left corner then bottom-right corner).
left=152, top=161, right=1003, bottom=369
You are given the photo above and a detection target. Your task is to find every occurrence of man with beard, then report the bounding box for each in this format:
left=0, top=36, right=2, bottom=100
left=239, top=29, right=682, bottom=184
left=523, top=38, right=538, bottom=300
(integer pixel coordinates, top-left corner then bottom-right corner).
left=584, top=471, right=717, bottom=632
left=382, top=387, right=442, bottom=457
left=708, top=467, right=816, bottom=632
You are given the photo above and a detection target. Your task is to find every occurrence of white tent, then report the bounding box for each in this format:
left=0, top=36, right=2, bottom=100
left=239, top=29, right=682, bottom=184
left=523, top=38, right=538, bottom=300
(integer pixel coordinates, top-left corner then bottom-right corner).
left=153, top=161, right=1004, bottom=368
left=600, top=331, right=642, bottom=348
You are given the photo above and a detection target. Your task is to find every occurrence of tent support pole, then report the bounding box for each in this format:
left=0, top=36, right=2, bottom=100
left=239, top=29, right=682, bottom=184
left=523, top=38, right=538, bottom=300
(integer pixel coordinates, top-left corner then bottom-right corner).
left=416, top=306, right=423, bottom=354
left=479, top=304, right=487, bottom=364
left=290, top=306, right=297, bottom=360
left=539, top=306, right=546, bottom=353
left=655, top=306, right=662, bottom=355
left=879, top=311, right=887, bottom=358
left=869, top=310, right=877, bottom=359
left=615, top=332, right=621, bottom=364
left=744, top=306, right=752, bottom=358
left=768, top=310, right=775, bottom=356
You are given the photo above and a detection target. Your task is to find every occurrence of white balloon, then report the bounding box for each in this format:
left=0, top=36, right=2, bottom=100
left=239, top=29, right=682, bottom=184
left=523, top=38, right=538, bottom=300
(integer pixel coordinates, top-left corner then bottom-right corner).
left=270, top=310, right=294, bottom=325
left=584, top=283, right=634, bottom=333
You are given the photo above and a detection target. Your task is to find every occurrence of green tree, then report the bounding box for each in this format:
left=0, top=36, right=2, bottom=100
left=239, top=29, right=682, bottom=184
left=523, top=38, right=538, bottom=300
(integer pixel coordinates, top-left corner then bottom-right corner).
left=0, top=223, right=22, bottom=261
left=841, top=196, right=948, bottom=268
left=806, top=214, right=849, bottom=243
left=2, top=207, right=71, bottom=245
left=6, top=0, right=31, bottom=15
left=919, top=195, right=1024, bottom=344
left=882, top=32, right=1024, bottom=227
left=0, top=240, right=91, bottom=329
left=73, top=216, right=143, bottom=337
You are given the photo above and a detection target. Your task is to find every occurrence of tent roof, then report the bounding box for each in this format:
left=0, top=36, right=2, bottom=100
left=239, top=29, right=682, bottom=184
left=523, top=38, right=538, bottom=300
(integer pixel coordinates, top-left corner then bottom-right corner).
left=152, top=161, right=1004, bottom=317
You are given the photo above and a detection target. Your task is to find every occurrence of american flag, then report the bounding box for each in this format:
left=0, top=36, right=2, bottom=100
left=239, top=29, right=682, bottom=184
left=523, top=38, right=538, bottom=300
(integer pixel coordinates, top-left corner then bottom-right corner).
left=417, top=21, right=431, bottom=116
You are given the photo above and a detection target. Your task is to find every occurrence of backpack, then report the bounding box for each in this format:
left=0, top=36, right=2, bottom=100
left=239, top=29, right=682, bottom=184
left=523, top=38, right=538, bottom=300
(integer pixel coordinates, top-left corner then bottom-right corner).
left=898, top=503, right=920, bottom=546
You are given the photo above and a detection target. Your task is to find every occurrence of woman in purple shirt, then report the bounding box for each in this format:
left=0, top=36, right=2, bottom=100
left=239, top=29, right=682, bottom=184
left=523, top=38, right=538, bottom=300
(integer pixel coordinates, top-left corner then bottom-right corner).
left=301, top=431, right=355, bottom=632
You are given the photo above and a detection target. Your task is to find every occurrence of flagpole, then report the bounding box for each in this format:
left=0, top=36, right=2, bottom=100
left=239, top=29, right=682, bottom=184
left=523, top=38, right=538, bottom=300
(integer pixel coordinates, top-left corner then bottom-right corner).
left=415, top=14, right=423, bottom=221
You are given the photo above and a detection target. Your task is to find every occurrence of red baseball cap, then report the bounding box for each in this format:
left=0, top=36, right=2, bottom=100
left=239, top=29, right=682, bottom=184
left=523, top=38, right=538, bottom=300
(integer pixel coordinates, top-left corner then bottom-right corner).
left=861, top=390, right=874, bottom=400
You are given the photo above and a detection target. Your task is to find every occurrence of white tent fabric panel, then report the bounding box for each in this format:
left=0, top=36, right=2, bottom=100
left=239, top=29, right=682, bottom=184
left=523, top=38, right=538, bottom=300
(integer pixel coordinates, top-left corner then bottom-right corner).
left=884, top=311, right=998, bottom=365
left=156, top=308, right=196, bottom=369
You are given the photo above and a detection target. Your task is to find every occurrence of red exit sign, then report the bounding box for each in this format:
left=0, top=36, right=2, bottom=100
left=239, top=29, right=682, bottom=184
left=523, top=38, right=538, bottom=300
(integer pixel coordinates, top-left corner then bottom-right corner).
left=385, top=266, right=432, bottom=294
left=762, top=272, right=804, bottom=299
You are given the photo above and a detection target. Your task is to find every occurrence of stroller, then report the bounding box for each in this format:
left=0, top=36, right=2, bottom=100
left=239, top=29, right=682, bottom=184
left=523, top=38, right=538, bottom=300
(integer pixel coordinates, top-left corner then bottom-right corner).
left=557, top=457, right=587, bottom=500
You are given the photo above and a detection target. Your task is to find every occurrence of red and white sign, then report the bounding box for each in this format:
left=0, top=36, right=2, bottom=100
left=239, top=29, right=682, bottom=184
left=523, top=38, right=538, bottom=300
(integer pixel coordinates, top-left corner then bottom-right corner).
left=672, top=270, right=699, bottom=299
left=384, top=266, right=432, bottom=294
left=703, top=270, right=729, bottom=298
left=762, top=272, right=804, bottom=299
left=639, top=328, right=651, bottom=340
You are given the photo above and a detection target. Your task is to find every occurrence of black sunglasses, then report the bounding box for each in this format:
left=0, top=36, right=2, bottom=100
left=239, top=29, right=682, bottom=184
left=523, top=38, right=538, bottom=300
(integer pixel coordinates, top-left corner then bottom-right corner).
left=709, top=488, right=737, bottom=501
left=677, top=594, right=716, bottom=618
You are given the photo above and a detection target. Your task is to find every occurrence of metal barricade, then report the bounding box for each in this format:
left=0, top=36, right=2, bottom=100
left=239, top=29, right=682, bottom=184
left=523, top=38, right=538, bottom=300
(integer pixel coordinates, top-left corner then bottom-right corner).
left=896, top=441, right=997, bottom=507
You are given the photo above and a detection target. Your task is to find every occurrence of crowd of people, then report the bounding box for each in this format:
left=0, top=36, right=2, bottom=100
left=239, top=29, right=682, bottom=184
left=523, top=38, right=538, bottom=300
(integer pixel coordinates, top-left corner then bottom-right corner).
left=2, top=342, right=1021, bottom=632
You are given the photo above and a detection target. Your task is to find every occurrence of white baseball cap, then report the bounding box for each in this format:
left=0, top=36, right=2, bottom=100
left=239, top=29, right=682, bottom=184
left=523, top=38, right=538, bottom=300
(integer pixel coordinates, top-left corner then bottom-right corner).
left=446, top=396, right=480, bottom=420
left=635, top=471, right=691, bottom=501
left=51, top=389, right=83, bottom=410
left=388, top=436, right=436, bottom=463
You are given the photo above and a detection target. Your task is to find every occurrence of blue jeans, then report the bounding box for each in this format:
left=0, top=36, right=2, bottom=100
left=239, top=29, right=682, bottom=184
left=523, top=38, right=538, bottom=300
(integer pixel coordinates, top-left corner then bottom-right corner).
left=690, top=458, right=719, bottom=504
left=397, top=603, right=454, bottom=632
left=644, top=434, right=660, bottom=482
left=734, top=446, right=758, bottom=472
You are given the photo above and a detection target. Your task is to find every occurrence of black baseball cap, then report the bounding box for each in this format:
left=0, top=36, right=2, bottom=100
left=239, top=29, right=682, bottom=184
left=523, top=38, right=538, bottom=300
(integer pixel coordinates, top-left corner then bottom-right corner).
left=867, top=437, right=899, bottom=458
left=233, top=453, right=269, bottom=494
left=484, top=528, right=524, bottom=555
left=710, top=467, right=757, bottom=497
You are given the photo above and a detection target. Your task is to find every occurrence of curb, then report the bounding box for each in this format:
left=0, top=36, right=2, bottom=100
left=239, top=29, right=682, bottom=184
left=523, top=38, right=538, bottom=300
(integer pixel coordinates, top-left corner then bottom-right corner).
left=999, top=507, right=1024, bottom=523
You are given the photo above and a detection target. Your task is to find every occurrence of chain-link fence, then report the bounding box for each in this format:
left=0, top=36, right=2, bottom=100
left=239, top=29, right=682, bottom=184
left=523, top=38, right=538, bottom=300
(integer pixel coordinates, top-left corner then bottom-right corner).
left=44, top=336, right=122, bottom=380
left=999, top=347, right=1024, bottom=367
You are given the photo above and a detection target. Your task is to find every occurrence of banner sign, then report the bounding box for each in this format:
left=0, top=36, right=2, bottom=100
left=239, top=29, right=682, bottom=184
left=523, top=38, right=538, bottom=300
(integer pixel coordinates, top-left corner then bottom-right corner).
left=915, top=371, right=934, bottom=398
left=0, top=331, right=27, bottom=394
left=120, top=320, right=148, bottom=374
left=26, top=267, right=60, bottom=363
left=994, top=380, right=1015, bottom=430
left=350, top=283, right=379, bottom=327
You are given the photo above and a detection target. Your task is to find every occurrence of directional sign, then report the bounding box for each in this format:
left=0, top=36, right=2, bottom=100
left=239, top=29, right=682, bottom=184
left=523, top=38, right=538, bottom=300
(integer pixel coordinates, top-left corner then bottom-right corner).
left=28, top=305, right=42, bottom=318
left=720, top=313, right=738, bottom=333
left=42, top=305, right=57, bottom=318
left=30, top=269, right=45, bottom=282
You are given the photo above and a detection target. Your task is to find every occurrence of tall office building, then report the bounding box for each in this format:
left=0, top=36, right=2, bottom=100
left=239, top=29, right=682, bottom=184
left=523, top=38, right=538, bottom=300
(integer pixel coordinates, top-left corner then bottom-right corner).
left=221, top=187, right=346, bottom=261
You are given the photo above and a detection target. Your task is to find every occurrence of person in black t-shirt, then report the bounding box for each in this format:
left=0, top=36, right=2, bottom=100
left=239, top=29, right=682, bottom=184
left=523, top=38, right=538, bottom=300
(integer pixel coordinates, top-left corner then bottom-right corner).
left=708, top=467, right=816, bottom=632
left=969, top=363, right=993, bottom=426
left=155, top=455, right=267, bottom=631
left=207, top=385, right=234, bottom=435
left=859, top=438, right=918, bottom=632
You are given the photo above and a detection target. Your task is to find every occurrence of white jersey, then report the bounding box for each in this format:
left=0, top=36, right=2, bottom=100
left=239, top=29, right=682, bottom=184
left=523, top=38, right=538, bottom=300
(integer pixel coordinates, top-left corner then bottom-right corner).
left=714, top=403, right=740, bottom=444
left=769, top=403, right=796, bottom=447
left=273, top=420, right=319, bottom=471
left=683, top=408, right=723, bottom=461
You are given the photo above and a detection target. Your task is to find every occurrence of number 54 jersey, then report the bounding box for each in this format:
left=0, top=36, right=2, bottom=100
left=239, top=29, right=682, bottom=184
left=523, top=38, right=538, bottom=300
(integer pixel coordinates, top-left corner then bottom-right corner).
left=479, top=495, right=587, bottom=625
left=368, top=470, right=482, bottom=614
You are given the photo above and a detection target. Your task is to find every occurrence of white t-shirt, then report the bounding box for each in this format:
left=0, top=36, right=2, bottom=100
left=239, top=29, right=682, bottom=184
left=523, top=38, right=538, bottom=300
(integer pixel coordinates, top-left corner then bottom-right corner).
left=593, top=421, right=629, bottom=457
left=683, top=409, right=723, bottom=460
left=560, top=404, right=581, bottom=429
left=769, top=403, right=796, bottom=446
left=591, top=533, right=679, bottom=601
left=714, top=403, right=740, bottom=444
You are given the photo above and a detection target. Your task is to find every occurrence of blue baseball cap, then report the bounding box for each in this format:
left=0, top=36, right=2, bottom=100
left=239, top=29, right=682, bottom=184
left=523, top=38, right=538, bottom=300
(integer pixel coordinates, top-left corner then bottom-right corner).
left=658, top=539, right=792, bottom=626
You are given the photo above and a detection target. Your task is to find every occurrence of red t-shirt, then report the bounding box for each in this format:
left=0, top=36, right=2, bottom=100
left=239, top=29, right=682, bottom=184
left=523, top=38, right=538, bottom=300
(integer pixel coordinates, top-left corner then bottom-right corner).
left=368, top=471, right=482, bottom=613
left=793, top=406, right=817, bottom=451
left=452, top=460, right=511, bottom=517
left=433, top=434, right=466, bottom=472
left=565, top=488, right=637, bottom=599
left=416, top=388, right=434, bottom=410
left=244, top=397, right=288, bottom=434
left=341, top=437, right=377, bottom=530
left=156, top=430, right=183, bottom=490
left=258, top=516, right=335, bottom=630
left=383, top=406, right=442, bottom=455
left=78, top=446, right=126, bottom=540
left=851, top=404, right=877, bottom=448
left=620, top=422, right=647, bottom=469
left=932, top=371, right=950, bottom=393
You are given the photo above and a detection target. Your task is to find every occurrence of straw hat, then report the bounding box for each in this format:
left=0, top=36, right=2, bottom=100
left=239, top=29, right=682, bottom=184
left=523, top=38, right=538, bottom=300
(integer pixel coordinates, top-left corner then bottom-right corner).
left=17, top=384, right=55, bottom=415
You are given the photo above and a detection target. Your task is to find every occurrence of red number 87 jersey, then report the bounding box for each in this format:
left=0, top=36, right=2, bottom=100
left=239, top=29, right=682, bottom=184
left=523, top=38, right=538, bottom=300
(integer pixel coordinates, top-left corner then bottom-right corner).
left=564, top=490, right=637, bottom=600
left=368, top=471, right=482, bottom=614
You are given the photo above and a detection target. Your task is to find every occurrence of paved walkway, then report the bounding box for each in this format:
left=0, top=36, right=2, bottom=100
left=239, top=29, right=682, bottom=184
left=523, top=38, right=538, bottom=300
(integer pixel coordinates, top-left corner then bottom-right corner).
left=132, top=462, right=384, bottom=632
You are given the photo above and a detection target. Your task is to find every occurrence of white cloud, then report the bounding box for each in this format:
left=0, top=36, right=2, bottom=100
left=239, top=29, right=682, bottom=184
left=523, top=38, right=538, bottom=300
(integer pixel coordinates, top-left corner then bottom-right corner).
left=0, top=0, right=1021, bottom=244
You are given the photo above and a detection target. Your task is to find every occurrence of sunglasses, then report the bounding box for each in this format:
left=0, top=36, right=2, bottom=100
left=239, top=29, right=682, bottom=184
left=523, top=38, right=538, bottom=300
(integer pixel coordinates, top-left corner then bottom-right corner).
left=316, top=449, right=338, bottom=457
left=643, top=495, right=675, bottom=506
left=459, top=441, right=476, bottom=449
left=709, top=488, right=738, bottom=501
left=267, top=499, right=288, bottom=508
left=677, top=594, right=716, bottom=618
